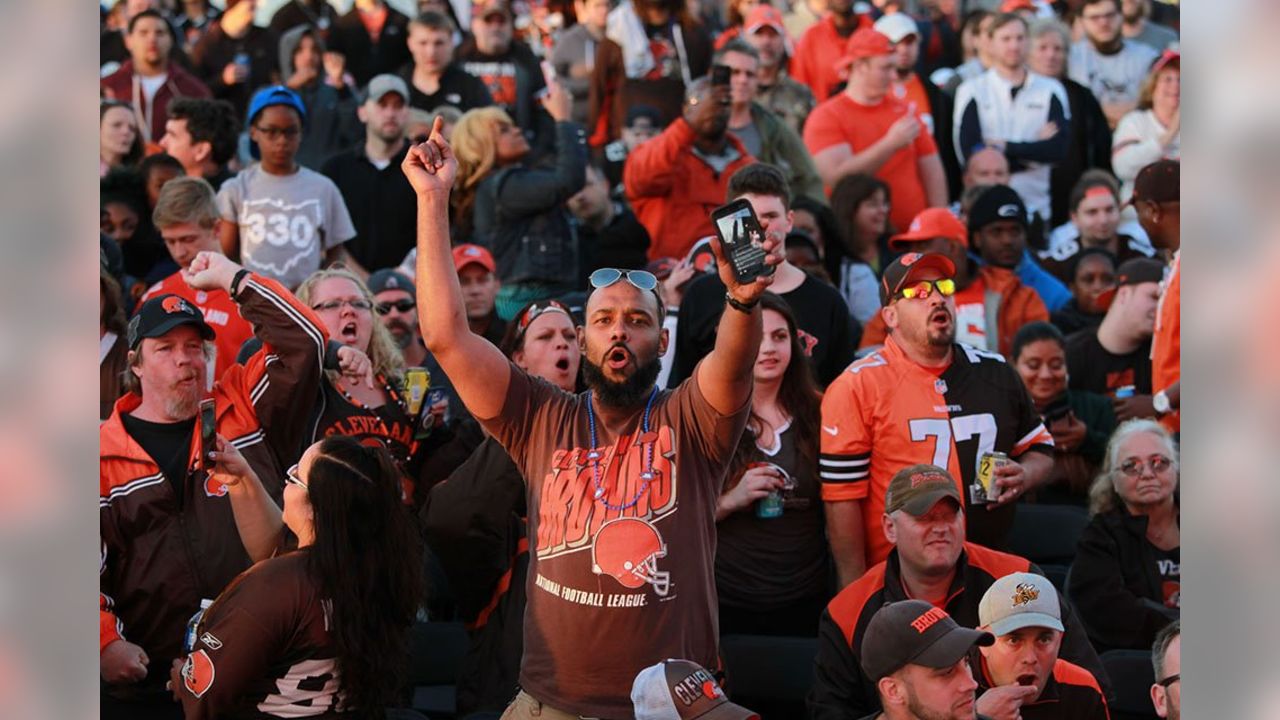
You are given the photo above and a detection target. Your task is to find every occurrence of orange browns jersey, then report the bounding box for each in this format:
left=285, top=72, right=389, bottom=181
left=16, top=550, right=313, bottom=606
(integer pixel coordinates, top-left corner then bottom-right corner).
left=820, top=335, right=1053, bottom=565
left=1151, top=252, right=1179, bottom=432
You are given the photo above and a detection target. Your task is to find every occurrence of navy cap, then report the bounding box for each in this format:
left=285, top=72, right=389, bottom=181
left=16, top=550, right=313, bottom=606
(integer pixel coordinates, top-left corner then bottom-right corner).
left=367, top=269, right=415, bottom=299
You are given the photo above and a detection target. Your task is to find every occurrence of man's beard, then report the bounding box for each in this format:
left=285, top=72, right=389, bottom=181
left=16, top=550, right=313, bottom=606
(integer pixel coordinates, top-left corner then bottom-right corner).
left=906, top=680, right=973, bottom=720
left=581, top=350, right=661, bottom=409
left=164, top=380, right=203, bottom=420
left=385, top=319, right=414, bottom=349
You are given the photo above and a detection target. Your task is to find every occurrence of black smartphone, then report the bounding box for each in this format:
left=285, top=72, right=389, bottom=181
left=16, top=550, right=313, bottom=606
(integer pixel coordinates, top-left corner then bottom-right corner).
left=1041, top=394, right=1071, bottom=424
left=710, top=199, right=774, bottom=284
left=711, top=64, right=730, bottom=87
left=199, top=398, right=217, bottom=473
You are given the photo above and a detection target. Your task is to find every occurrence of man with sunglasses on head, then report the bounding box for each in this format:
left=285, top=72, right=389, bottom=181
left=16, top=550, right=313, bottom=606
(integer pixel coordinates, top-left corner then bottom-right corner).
left=403, top=115, right=781, bottom=720
left=821, top=244, right=1055, bottom=589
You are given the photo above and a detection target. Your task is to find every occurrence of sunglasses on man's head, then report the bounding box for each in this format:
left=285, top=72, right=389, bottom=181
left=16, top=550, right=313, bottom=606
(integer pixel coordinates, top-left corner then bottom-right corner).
left=896, top=278, right=956, bottom=301
left=376, top=299, right=416, bottom=315
left=589, top=268, right=659, bottom=292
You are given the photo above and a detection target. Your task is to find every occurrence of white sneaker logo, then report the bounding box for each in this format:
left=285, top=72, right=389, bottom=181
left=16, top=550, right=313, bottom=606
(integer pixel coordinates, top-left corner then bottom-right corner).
left=823, top=425, right=839, bottom=436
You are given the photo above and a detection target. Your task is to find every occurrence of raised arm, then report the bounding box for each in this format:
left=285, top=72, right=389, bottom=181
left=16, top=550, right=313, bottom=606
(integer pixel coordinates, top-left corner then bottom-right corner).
left=405, top=118, right=512, bottom=421
left=694, top=232, right=783, bottom=415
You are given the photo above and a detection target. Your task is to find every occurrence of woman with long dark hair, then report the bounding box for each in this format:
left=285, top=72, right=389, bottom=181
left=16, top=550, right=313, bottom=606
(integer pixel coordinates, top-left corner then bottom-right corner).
left=714, top=293, right=827, bottom=637
left=101, top=99, right=144, bottom=177
left=826, top=173, right=893, bottom=325
left=173, top=436, right=425, bottom=718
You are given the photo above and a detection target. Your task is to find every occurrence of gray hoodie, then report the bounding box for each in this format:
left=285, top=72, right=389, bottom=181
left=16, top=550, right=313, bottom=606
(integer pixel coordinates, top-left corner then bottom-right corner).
left=276, top=25, right=361, bottom=169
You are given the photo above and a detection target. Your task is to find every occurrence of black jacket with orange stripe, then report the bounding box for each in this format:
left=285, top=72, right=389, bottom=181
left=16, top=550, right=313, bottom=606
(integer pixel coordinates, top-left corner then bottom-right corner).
left=808, top=542, right=1109, bottom=720
left=975, top=654, right=1110, bottom=720
left=100, top=274, right=328, bottom=700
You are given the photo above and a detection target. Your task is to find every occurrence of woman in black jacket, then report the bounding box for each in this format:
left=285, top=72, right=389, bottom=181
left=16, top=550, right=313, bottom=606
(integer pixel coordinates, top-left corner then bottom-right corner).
left=1069, top=418, right=1180, bottom=652
left=450, top=84, right=587, bottom=319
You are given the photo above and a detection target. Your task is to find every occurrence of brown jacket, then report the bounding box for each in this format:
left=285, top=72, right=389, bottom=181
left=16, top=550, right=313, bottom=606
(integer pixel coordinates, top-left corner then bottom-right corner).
left=859, top=265, right=1048, bottom=358
left=100, top=274, right=327, bottom=699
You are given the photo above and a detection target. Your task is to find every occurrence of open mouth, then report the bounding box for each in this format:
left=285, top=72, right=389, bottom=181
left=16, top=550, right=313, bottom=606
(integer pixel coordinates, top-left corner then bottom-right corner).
left=605, top=346, right=632, bottom=371
left=1017, top=674, right=1037, bottom=687
left=555, top=356, right=571, bottom=372
left=929, top=309, right=952, bottom=325
left=340, top=321, right=359, bottom=343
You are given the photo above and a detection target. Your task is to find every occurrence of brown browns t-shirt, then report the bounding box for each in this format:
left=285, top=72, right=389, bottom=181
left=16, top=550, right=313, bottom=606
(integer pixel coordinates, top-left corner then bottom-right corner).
left=480, top=365, right=749, bottom=718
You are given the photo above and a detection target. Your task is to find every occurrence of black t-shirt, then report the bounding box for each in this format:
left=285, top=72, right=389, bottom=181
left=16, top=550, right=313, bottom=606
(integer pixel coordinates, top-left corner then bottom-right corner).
left=399, top=63, right=494, bottom=113
left=1064, top=330, right=1153, bottom=397
left=715, top=421, right=828, bottom=609
left=669, top=271, right=860, bottom=389
left=1155, top=545, right=1180, bottom=610
left=121, top=414, right=196, bottom=507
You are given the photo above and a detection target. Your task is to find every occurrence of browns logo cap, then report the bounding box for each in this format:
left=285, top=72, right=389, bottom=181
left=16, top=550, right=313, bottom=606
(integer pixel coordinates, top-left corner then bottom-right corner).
left=884, top=463, right=962, bottom=516
left=367, top=268, right=415, bottom=299
left=860, top=600, right=994, bottom=682
left=978, top=572, right=1064, bottom=637
left=967, top=184, right=1028, bottom=238
left=879, top=251, right=957, bottom=305
left=632, top=659, right=759, bottom=720
left=128, top=294, right=216, bottom=350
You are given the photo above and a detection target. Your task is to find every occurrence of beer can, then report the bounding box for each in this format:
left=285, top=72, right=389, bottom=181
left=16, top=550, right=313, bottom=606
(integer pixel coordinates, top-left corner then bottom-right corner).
left=973, top=451, right=1009, bottom=504
left=1114, top=385, right=1135, bottom=399
left=749, top=462, right=789, bottom=519
left=404, top=368, right=431, bottom=415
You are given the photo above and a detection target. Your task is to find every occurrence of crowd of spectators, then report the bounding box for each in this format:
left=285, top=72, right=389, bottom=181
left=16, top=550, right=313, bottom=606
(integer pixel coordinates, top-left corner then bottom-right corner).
left=99, top=0, right=1181, bottom=718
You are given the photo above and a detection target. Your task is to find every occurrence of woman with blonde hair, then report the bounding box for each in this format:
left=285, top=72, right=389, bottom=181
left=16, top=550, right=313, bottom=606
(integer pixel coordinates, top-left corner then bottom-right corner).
left=1069, top=418, right=1180, bottom=652
left=1112, top=50, right=1179, bottom=207
left=294, top=266, right=425, bottom=496
left=448, top=83, right=588, bottom=319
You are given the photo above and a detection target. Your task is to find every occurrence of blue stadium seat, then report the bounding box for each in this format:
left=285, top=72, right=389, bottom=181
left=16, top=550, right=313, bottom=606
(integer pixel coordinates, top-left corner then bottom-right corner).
left=406, top=621, right=470, bottom=719
left=1009, top=503, right=1090, bottom=567
left=1100, top=649, right=1160, bottom=720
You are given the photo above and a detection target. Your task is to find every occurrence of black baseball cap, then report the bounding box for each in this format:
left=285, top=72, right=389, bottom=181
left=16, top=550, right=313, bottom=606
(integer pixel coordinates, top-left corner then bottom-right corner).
left=128, top=294, right=216, bottom=350
left=879, top=252, right=956, bottom=305
left=860, top=600, right=994, bottom=682
left=1128, top=159, right=1179, bottom=206
left=1096, top=257, right=1166, bottom=311
left=967, top=185, right=1028, bottom=238
left=367, top=268, right=415, bottom=299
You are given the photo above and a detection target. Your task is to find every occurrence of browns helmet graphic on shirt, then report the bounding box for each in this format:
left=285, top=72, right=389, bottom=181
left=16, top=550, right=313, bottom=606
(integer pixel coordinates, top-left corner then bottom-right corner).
left=591, top=517, right=671, bottom=597
left=182, top=649, right=216, bottom=698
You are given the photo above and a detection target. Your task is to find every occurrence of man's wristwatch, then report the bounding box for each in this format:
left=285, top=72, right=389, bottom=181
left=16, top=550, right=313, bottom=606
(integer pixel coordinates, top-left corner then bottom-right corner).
left=724, top=293, right=758, bottom=314
left=1153, top=390, right=1172, bottom=416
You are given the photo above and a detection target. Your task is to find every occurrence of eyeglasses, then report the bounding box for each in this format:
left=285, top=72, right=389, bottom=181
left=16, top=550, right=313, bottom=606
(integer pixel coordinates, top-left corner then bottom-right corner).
left=897, top=278, right=956, bottom=300
left=312, top=298, right=373, bottom=313
left=285, top=463, right=307, bottom=489
left=1156, top=674, right=1180, bottom=688
left=376, top=299, right=417, bottom=315
left=514, top=300, right=572, bottom=344
left=254, top=125, right=301, bottom=141
left=589, top=268, right=659, bottom=292
left=1118, top=455, right=1174, bottom=477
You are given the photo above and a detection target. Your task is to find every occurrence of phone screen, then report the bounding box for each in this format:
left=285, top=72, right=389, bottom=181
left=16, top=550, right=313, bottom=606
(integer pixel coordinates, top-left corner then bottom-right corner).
left=199, top=399, right=217, bottom=473
left=711, top=200, right=773, bottom=283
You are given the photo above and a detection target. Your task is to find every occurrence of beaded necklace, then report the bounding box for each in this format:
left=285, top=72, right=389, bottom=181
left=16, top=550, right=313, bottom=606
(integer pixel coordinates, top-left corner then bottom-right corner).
left=332, top=373, right=414, bottom=464
left=587, top=387, right=659, bottom=511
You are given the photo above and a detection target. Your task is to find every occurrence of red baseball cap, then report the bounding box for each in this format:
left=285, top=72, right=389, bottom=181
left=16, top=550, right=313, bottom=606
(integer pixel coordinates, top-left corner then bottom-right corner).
left=1152, top=49, right=1180, bottom=75
left=745, top=5, right=787, bottom=37
left=843, top=28, right=893, bottom=62
left=452, top=243, right=496, bottom=273
left=1000, top=0, right=1036, bottom=12
left=889, top=208, right=968, bottom=249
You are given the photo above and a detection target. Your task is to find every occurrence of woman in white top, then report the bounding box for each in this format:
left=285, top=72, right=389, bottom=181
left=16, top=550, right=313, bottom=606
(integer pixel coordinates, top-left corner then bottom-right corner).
left=1112, top=51, right=1179, bottom=208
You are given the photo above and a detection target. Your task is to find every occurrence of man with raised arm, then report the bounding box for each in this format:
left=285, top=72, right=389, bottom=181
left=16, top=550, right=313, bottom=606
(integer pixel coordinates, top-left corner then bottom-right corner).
left=403, top=117, right=782, bottom=720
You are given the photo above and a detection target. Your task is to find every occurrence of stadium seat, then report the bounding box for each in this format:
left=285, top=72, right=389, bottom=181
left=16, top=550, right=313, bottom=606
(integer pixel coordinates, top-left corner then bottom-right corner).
left=720, top=634, right=818, bottom=719
left=1038, top=563, right=1070, bottom=594
left=406, top=621, right=470, bottom=719
left=1100, top=649, right=1160, bottom=720
left=1009, top=504, right=1090, bottom=566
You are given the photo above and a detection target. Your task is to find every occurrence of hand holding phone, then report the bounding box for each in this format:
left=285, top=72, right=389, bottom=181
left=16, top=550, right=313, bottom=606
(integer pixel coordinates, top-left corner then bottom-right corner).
left=711, top=199, right=775, bottom=284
